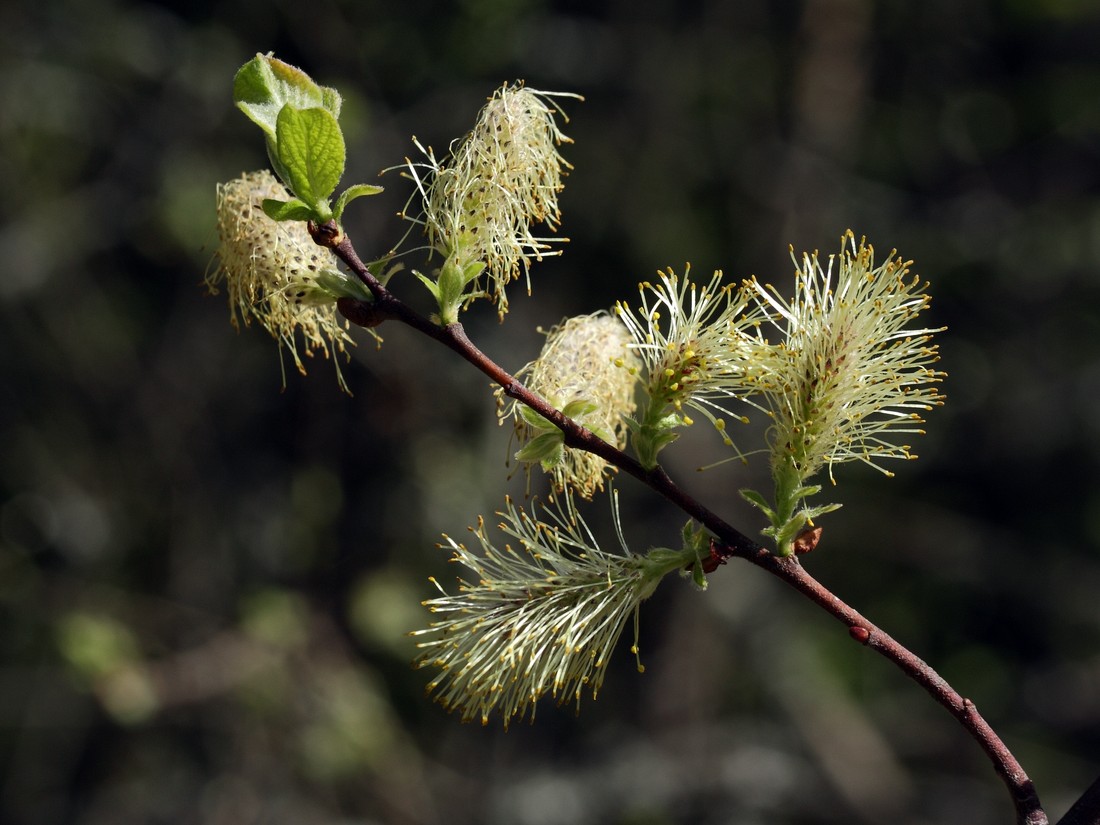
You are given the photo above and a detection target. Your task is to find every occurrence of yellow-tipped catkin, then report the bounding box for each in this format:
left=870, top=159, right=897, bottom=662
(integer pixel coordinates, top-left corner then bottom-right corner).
left=748, top=230, right=946, bottom=482
left=209, top=170, right=353, bottom=386
left=614, top=267, right=776, bottom=466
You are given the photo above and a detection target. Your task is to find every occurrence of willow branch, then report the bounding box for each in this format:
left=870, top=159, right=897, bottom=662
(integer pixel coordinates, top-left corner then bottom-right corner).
left=317, top=224, right=1046, bottom=825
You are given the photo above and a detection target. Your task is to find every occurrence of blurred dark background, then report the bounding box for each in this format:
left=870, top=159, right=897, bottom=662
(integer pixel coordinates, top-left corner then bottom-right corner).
left=3, top=0, right=1100, bottom=823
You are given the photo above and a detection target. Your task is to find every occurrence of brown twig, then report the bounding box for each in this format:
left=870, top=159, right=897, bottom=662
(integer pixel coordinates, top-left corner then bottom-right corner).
left=317, top=224, right=1048, bottom=825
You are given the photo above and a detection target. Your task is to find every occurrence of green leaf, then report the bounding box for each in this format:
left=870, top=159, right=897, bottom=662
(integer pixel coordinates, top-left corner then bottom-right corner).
left=791, top=483, right=824, bottom=501
left=561, top=399, right=598, bottom=419
left=332, top=183, right=385, bottom=223
left=313, top=269, right=374, bottom=302
left=319, top=86, right=341, bottom=120
left=739, top=488, right=776, bottom=521
left=262, top=197, right=315, bottom=222
left=519, top=404, right=556, bottom=430
left=515, top=431, right=565, bottom=467
left=364, top=255, right=402, bottom=287
left=632, top=415, right=682, bottom=468
left=798, top=501, right=843, bottom=521
left=681, top=520, right=711, bottom=558
left=588, top=426, right=613, bottom=444
left=275, top=105, right=345, bottom=215
left=679, top=521, right=712, bottom=592
left=435, top=258, right=468, bottom=324
left=265, top=142, right=294, bottom=194
left=460, top=260, right=486, bottom=288
left=413, top=270, right=441, bottom=304
left=233, top=53, right=341, bottom=139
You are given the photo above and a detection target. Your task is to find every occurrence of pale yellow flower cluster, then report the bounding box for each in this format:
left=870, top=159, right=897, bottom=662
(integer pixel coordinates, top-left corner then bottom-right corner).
left=416, top=84, right=576, bottom=316
left=747, top=231, right=945, bottom=482
left=510, top=312, right=640, bottom=498
left=413, top=495, right=687, bottom=727
left=209, top=170, right=354, bottom=387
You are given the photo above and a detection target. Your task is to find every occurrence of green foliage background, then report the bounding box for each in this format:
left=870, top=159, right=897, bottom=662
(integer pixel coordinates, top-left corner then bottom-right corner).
left=2, top=0, right=1100, bottom=823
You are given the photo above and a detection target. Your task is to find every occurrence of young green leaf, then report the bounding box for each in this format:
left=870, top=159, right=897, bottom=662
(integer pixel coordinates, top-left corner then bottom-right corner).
left=262, top=197, right=315, bottom=222
left=274, top=105, right=345, bottom=219
left=739, top=488, right=776, bottom=521
left=412, top=270, right=441, bottom=304
left=561, top=399, right=599, bottom=420
left=435, top=258, right=471, bottom=324
left=233, top=53, right=342, bottom=139
left=519, top=403, right=556, bottom=431
left=690, top=560, right=708, bottom=590
left=312, top=269, right=375, bottom=302
left=515, top=430, right=565, bottom=468
left=332, top=183, right=384, bottom=224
